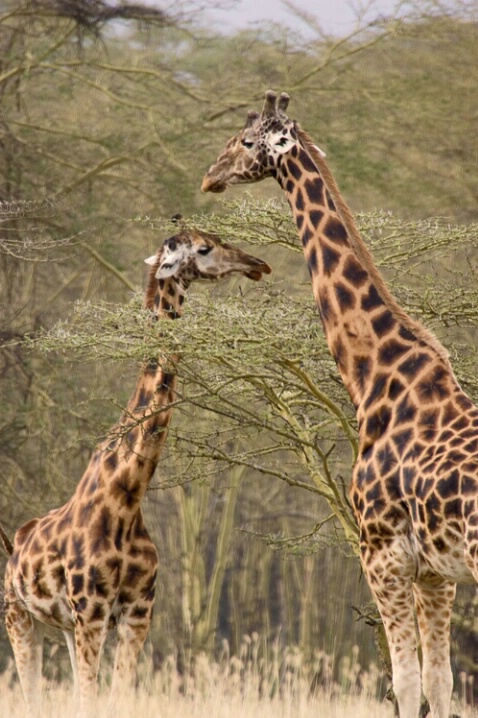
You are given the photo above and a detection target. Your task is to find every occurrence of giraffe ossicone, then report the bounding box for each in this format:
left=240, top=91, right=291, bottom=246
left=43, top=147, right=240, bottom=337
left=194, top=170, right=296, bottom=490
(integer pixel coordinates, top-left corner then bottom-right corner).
left=1, top=225, right=270, bottom=717
left=203, top=91, right=478, bottom=718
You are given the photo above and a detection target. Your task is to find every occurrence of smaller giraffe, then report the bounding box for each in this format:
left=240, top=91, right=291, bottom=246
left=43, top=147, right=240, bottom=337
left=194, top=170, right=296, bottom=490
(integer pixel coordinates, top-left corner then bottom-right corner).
left=1, top=224, right=270, bottom=717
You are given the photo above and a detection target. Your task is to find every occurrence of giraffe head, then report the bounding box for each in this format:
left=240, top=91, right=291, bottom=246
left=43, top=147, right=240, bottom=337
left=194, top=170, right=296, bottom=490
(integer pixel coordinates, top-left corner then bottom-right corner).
left=144, top=222, right=271, bottom=316
left=145, top=222, right=271, bottom=285
left=201, top=90, right=326, bottom=193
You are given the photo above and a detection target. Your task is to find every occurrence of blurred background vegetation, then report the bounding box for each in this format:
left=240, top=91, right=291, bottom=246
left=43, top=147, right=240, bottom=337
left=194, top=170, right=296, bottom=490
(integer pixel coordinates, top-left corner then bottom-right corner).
left=1, top=0, right=478, bottom=704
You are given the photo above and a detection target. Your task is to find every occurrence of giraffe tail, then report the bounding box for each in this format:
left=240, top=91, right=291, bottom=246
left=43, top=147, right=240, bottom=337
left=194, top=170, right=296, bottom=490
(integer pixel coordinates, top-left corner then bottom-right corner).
left=0, top=522, right=13, bottom=556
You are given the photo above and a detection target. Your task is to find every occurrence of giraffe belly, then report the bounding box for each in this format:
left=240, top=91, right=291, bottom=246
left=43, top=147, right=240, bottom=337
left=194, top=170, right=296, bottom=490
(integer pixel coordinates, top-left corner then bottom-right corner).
left=12, top=577, right=76, bottom=630
left=409, top=523, right=475, bottom=585
left=355, top=488, right=475, bottom=586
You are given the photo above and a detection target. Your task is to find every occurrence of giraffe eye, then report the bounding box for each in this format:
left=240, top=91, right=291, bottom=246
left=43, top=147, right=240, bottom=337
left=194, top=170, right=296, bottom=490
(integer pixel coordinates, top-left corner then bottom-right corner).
left=241, top=139, right=254, bottom=149
left=197, top=246, right=212, bottom=256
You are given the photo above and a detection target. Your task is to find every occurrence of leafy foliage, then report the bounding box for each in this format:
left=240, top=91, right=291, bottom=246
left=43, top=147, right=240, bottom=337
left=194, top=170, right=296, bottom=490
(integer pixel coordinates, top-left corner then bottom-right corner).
left=31, top=204, right=478, bottom=544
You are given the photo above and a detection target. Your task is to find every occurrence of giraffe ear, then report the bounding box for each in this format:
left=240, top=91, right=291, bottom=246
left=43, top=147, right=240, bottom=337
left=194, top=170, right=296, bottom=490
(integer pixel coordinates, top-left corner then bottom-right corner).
left=144, top=254, right=158, bottom=265
left=155, top=260, right=179, bottom=279
left=312, top=144, right=327, bottom=158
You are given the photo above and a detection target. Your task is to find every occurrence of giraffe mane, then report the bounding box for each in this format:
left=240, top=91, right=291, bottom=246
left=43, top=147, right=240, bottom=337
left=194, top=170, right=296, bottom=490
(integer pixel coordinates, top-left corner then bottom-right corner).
left=297, top=126, right=450, bottom=365
left=144, top=253, right=162, bottom=311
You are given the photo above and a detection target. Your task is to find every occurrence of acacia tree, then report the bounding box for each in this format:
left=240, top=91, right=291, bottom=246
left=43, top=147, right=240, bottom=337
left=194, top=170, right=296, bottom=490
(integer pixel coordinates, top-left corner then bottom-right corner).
left=28, top=204, right=478, bottom=684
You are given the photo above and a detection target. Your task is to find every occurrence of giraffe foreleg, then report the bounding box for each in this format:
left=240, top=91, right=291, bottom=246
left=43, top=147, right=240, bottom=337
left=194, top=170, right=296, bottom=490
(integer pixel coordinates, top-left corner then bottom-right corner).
left=413, top=579, right=456, bottom=718
left=5, top=596, right=45, bottom=718
left=63, top=629, right=79, bottom=697
left=74, top=617, right=108, bottom=718
left=108, top=608, right=153, bottom=707
left=362, top=542, right=421, bottom=718
left=377, top=591, right=421, bottom=718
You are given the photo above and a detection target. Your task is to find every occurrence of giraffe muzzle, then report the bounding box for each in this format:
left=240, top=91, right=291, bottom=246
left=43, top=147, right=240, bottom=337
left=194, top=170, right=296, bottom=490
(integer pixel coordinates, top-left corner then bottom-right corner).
left=201, top=174, right=226, bottom=193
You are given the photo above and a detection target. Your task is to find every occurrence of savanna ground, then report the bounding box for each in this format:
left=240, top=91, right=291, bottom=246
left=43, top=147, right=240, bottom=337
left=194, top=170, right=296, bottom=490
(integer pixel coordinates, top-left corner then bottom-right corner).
left=0, top=640, right=474, bottom=718
left=0, top=646, right=394, bottom=718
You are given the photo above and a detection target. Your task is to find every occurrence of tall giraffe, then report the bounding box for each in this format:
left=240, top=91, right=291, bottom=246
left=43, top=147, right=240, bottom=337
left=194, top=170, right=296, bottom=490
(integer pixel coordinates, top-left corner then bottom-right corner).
left=202, top=91, right=478, bottom=718
left=1, top=224, right=271, bottom=717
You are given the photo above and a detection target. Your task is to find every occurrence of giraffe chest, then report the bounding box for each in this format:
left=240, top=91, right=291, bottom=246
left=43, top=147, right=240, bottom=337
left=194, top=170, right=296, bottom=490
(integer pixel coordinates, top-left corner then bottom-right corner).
left=8, top=507, right=158, bottom=632
left=8, top=558, right=76, bottom=630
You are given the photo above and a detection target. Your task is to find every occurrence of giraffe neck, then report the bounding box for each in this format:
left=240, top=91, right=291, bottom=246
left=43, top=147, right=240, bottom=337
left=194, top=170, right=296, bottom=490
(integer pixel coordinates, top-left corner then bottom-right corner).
left=274, top=137, right=451, bottom=412
left=74, top=275, right=185, bottom=518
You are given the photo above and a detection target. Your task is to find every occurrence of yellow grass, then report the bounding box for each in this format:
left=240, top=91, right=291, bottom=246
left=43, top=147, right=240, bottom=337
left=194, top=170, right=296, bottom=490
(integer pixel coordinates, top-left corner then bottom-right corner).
left=0, top=672, right=393, bottom=718
left=0, top=642, right=473, bottom=718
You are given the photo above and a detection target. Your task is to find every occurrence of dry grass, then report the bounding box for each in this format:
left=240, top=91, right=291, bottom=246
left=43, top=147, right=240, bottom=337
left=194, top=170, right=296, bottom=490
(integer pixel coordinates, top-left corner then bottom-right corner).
left=0, top=639, right=392, bottom=718
left=0, top=674, right=393, bottom=718
left=0, top=639, right=473, bottom=718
